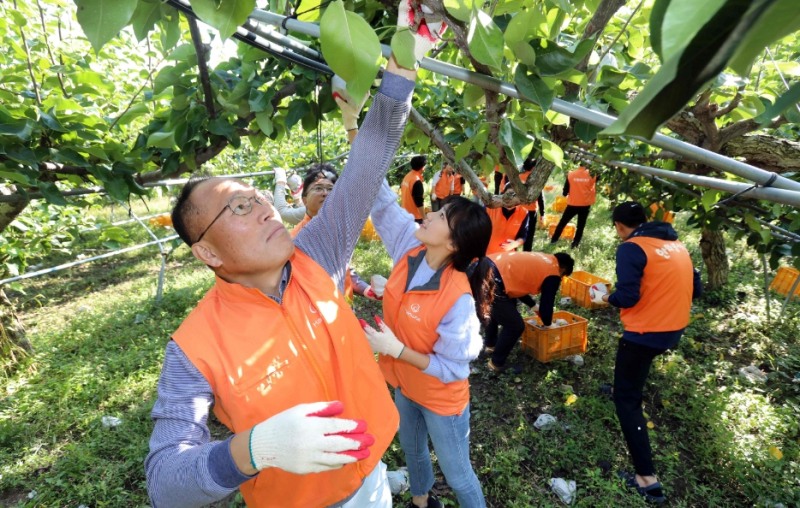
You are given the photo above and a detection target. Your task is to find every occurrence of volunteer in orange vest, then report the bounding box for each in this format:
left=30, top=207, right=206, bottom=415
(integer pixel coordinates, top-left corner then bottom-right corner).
left=484, top=251, right=574, bottom=372
left=401, top=154, right=427, bottom=223
left=551, top=165, right=597, bottom=248
left=590, top=202, right=702, bottom=505
left=430, top=163, right=464, bottom=212
left=496, top=159, right=545, bottom=251
left=144, top=36, right=431, bottom=507
left=289, top=165, right=378, bottom=301
left=485, top=184, right=530, bottom=255
left=361, top=181, right=496, bottom=508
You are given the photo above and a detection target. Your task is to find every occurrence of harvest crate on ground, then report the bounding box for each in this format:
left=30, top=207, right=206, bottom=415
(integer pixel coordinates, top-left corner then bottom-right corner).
left=521, top=311, right=588, bottom=363
left=552, top=196, right=567, bottom=212
left=562, top=270, right=611, bottom=309
left=548, top=223, right=575, bottom=240
left=769, top=266, right=800, bottom=299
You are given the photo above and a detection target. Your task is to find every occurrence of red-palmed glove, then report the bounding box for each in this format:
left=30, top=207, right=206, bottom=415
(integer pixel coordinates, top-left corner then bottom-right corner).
left=363, top=286, right=383, bottom=301
left=249, top=401, right=374, bottom=474
left=359, top=316, right=405, bottom=358
left=589, top=283, right=608, bottom=304
left=332, top=75, right=368, bottom=132
left=394, top=0, right=447, bottom=68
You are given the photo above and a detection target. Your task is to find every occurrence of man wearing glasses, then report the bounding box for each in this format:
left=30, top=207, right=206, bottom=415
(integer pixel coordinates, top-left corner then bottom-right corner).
left=144, top=48, right=427, bottom=507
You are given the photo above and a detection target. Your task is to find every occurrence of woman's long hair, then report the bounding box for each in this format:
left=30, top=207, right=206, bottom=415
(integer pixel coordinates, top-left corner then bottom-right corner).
left=441, top=196, right=496, bottom=323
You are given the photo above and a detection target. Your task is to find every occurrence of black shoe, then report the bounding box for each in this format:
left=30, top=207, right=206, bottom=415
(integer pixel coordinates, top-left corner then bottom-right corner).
left=488, top=359, right=523, bottom=374
left=407, top=492, right=442, bottom=508
left=619, top=471, right=667, bottom=504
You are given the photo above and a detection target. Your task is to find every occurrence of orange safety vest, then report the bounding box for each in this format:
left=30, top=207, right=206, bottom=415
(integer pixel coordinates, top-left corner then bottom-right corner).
left=620, top=236, right=694, bottom=333
left=566, top=167, right=597, bottom=206
left=173, top=250, right=398, bottom=508
left=486, top=206, right=529, bottom=255
left=379, top=246, right=472, bottom=416
left=489, top=251, right=561, bottom=298
left=291, top=215, right=354, bottom=300
left=433, top=171, right=455, bottom=200
left=401, top=170, right=424, bottom=220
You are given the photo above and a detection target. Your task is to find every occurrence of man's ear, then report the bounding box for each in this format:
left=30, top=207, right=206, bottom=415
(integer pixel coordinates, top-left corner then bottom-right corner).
left=191, top=241, right=223, bottom=268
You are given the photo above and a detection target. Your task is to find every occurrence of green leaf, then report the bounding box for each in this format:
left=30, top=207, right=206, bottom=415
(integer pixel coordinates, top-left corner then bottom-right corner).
left=540, top=139, right=563, bottom=167
left=130, top=0, right=162, bottom=41
left=190, top=0, right=256, bottom=41
left=0, top=170, right=31, bottom=185
left=320, top=1, right=381, bottom=105
left=104, top=179, right=131, bottom=202
left=468, top=10, right=504, bottom=71
left=159, top=13, right=181, bottom=52
left=168, top=44, right=198, bottom=64
left=444, top=0, right=475, bottom=23
left=728, top=0, right=800, bottom=75
left=574, top=121, right=602, bottom=143
left=38, top=182, right=67, bottom=206
left=284, top=100, right=310, bottom=130
left=756, top=82, right=800, bottom=125
left=701, top=189, right=719, bottom=211
left=649, top=0, right=670, bottom=60
left=146, top=130, right=176, bottom=149
left=390, top=30, right=417, bottom=71
left=535, top=38, right=593, bottom=76
left=297, top=0, right=322, bottom=22
left=115, top=103, right=150, bottom=126
left=510, top=41, right=536, bottom=67
left=657, top=0, right=726, bottom=63
left=504, top=9, right=534, bottom=46
left=255, top=111, right=274, bottom=136
left=74, top=0, right=138, bottom=53
left=499, top=119, right=534, bottom=167
left=463, top=84, right=485, bottom=108
left=514, top=67, right=554, bottom=112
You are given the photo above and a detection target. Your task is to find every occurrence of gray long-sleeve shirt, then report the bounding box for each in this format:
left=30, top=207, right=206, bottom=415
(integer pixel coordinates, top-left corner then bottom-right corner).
left=145, top=72, right=415, bottom=508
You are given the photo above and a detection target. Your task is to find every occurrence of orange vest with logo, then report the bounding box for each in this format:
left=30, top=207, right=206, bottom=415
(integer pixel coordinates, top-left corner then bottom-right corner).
left=486, top=207, right=529, bottom=255
left=433, top=171, right=457, bottom=200
left=620, top=236, right=694, bottom=333
left=489, top=251, right=560, bottom=298
left=401, top=170, right=424, bottom=220
left=566, top=167, right=597, bottom=206
left=173, top=250, right=398, bottom=508
left=379, top=246, right=472, bottom=416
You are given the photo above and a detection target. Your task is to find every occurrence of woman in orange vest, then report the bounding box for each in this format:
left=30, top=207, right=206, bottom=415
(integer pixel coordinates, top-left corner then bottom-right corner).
left=485, top=183, right=531, bottom=255
left=361, top=180, right=495, bottom=508
left=550, top=165, right=596, bottom=248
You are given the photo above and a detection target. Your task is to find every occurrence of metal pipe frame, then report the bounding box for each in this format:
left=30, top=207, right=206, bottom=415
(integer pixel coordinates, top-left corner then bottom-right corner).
left=248, top=9, right=800, bottom=196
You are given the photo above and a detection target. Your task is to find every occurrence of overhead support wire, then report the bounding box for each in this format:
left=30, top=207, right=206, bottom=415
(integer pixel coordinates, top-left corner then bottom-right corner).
left=247, top=8, right=800, bottom=196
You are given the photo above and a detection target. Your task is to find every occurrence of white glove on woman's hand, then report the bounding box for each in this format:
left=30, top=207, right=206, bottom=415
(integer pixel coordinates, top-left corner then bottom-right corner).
left=393, top=0, right=447, bottom=68
left=332, top=75, right=368, bottom=131
left=360, top=316, right=405, bottom=358
left=589, top=283, right=608, bottom=304
left=273, top=167, right=287, bottom=186
left=369, top=274, right=388, bottom=298
left=249, top=401, right=374, bottom=474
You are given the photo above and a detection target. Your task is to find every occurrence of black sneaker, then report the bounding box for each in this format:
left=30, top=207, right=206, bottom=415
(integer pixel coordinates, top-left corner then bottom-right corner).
left=407, top=492, right=442, bottom=508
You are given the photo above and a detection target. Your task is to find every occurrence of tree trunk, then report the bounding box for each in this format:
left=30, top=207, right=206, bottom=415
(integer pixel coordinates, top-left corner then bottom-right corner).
left=1, top=288, right=31, bottom=374
left=700, top=228, right=729, bottom=290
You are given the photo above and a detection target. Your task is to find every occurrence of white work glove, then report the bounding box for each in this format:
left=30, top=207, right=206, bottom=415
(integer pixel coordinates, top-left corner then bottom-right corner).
left=393, top=0, right=447, bottom=69
left=249, top=400, right=374, bottom=474
left=273, top=167, right=287, bottom=186
left=370, top=274, right=388, bottom=298
left=360, top=316, right=405, bottom=358
left=362, top=286, right=382, bottom=301
left=589, top=283, right=608, bottom=304
left=332, top=75, right=368, bottom=132
left=287, top=174, right=302, bottom=193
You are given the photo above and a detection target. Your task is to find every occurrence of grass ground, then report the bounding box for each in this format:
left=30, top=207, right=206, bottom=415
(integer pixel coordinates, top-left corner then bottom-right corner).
left=0, top=193, right=798, bottom=507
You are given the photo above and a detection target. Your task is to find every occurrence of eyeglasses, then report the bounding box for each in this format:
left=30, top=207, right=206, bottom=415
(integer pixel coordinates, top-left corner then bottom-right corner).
left=194, top=191, right=273, bottom=244
left=308, top=184, right=334, bottom=195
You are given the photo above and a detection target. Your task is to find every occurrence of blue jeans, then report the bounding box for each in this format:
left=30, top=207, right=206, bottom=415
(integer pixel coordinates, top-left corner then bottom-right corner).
left=395, top=388, right=486, bottom=508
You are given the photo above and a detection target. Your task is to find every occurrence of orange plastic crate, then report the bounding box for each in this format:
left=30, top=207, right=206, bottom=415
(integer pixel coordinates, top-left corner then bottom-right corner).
left=548, top=223, right=575, bottom=240
left=769, top=266, right=800, bottom=299
left=552, top=196, right=567, bottom=212
left=561, top=271, right=611, bottom=309
left=521, top=311, right=587, bottom=363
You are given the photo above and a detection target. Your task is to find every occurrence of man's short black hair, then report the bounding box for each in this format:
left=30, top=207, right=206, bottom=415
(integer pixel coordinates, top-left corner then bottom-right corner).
left=522, top=158, right=535, bottom=171
left=301, top=163, right=338, bottom=197
left=171, top=176, right=211, bottom=246
left=612, top=201, right=647, bottom=228
left=410, top=155, right=427, bottom=170
left=554, top=252, right=575, bottom=276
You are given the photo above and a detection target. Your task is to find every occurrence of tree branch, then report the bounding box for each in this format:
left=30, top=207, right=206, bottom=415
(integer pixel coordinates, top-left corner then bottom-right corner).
left=36, top=0, right=68, bottom=98
left=14, top=0, right=41, bottom=106
left=187, top=15, right=217, bottom=119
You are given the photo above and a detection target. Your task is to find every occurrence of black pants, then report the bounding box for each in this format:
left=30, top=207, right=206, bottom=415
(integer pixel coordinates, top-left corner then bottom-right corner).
left=484, top=265, right=525, bottom=366
left=551, top=205, right=591, bottom=247
left=431, top=198, right=440, bottom=212
left=523, top=211, right=537, bottom=252
left=613, top=339, right=668, bottom=477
